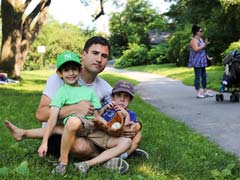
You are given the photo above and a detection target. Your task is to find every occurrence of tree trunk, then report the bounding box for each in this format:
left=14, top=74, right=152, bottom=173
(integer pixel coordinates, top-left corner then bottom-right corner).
left=0, top=0, right=51, bottom=79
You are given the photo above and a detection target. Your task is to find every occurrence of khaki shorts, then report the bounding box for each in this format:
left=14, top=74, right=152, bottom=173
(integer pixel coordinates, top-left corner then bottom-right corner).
left=87, top=130, right=111, bottom=149
left=77, top=129, right=111, bottom=149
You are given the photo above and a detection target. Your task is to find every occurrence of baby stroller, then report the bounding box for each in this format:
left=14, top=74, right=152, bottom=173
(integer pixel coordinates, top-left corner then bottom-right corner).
left=216, top=50, right=240, bottom=102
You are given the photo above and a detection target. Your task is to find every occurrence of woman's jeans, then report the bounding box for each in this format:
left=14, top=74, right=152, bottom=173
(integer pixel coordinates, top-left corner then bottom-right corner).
left=194, top=67, right=207, bottom=90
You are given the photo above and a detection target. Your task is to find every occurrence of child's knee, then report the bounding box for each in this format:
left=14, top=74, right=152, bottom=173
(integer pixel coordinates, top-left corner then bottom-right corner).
left=65, top=117, right=82, bottom=131
left=121, top=137, right=132, bottom=149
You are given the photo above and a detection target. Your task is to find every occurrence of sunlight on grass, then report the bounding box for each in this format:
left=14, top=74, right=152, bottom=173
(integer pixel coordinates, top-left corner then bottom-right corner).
left=127, top=64, right=225, bottom=91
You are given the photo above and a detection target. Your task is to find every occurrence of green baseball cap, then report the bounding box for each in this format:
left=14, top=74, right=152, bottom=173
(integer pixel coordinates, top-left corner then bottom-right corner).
left=56, top=51, right=81, bottom=69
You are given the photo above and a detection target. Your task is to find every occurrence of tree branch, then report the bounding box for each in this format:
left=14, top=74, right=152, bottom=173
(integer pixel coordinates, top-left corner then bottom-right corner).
left=22, top=0, right=51, bottom=43
left=93, top=0, right=105, bottom=21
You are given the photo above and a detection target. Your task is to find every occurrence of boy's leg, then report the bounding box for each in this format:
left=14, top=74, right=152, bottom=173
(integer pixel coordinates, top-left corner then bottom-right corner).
left=58, top=117, right=83, bottom=164
left=119, top=132, right=142, bottom=159
left=119, top=132, right=149, bottom=160
left=74, top=131, right=132, bottom=172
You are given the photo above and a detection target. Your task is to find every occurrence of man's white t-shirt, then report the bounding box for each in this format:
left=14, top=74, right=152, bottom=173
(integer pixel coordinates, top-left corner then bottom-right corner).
left=41, top=73, right=112, bottom=127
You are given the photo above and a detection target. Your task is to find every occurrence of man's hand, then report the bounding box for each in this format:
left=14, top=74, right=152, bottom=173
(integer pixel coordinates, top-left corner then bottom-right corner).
left=122, top=123, right=139, bottom=138
left=59, top=100, right=94, bottom=119
left=75, top=100, right=94, bottom=116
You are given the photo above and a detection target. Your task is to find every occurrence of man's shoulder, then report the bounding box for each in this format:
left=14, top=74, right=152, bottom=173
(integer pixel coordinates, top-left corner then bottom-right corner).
left=95, top=76, right=112, bottom=88
left=47, top=73, right=62, bottom=81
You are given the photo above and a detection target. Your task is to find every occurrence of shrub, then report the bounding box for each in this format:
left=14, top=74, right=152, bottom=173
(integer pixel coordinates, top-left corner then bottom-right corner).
left=167, top=31, right=191, bottom=66
left=222, top=40, right=240, bottom=58
left=114, top=43, right=148, bottom=68
left=148, top=43, right=169, bottom=64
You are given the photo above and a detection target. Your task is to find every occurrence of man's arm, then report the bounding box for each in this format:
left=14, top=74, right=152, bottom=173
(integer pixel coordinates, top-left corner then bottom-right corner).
left=36, top=95, right=51, bottom=122
left=36, top=95, right=95, bottom=122
left=58, top=100, right=94, bottom=119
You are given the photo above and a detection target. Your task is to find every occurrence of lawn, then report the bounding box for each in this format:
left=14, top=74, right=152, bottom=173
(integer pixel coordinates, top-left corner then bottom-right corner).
left=126, top=64, right=225, bottom=92
left=1, top=69, right=240, bottom=179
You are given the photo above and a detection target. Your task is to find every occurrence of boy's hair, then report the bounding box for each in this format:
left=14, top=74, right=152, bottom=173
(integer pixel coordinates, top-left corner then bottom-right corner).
left=112, top=80, right=134, bottom=100
left=57, top=61, right=81, bottom=72
left=56, top=51, right=81, bottom=71
left=83, top=36, right=111, bottom=55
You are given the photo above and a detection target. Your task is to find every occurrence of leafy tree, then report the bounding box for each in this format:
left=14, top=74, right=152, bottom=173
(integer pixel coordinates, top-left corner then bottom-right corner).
left=25, top=18, right=92, bottom=70
left=109, top=0, right=168, bottom=57
left=0, top=0, right=51, bottom=79
left=165, top=0, right=240, bottom=65
left=0, top=0, right=109, bottom=78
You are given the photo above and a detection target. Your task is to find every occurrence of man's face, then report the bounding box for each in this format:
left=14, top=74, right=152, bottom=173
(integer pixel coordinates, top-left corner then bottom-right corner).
left=82, top=44, right=109, bottom=75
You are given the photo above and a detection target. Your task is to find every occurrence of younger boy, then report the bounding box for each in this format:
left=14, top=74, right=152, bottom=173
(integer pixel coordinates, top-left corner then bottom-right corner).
left=99, top=80, right=149, bottom=159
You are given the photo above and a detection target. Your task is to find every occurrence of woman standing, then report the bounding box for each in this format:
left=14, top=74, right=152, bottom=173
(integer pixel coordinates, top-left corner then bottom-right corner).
left=188, top=25, right=213, bottom=98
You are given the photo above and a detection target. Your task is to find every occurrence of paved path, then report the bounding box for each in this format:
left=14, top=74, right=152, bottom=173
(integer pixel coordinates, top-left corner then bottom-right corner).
left=105, top=65, right=240, bottom=157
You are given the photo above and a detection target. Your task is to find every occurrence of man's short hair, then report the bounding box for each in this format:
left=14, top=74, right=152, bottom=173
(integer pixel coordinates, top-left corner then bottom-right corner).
left=83, top=36, right=111, bottom=55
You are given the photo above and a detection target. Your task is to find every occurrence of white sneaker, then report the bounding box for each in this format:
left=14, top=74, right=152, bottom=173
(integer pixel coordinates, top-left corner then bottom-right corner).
left=130, top=148, right=149, bottom=160
left=103, top=157, right=129, bottom=174
left=196, top=94, right=205, bottom=98
left=204, top=92, right=214, bottom=97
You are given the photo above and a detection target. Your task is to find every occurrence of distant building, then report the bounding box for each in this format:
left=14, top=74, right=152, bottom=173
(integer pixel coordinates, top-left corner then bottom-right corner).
left=148, top=29, right=171, bottom=44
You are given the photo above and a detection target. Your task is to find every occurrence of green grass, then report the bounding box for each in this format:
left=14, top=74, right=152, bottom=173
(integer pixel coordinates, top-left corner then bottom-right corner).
left=1, top=69, right=240, bottom=179
left=126, top=64, right=225, bottom=92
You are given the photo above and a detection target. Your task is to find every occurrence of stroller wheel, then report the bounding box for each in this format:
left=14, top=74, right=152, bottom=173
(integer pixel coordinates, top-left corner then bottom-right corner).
left=230, top=92, right=239, bottom=102
left=216, top=94, right=224, bottom=102
left=235, top=93, right=239, bottom=102
left=220, top=94, right=224, bottom=101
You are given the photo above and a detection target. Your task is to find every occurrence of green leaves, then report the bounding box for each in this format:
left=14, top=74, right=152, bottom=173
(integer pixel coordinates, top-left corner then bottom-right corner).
left=0, top=167, right=9, bottom=176
left=15, top=161, right=29, bottom=176
left=0, top=161, right=29, bottom=177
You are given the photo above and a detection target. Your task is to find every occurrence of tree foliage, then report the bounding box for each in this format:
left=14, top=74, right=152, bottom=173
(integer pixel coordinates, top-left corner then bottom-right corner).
left=109, top=0, right=168, bottom=58
left=0, top=0, right=106, bottom=78
left=164, top=0, right=240, bottom=65
left=25, top=18, right=93, bottom=70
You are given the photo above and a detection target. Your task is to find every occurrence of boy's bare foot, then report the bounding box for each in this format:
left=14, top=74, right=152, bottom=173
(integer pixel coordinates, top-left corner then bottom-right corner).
left=5, top=120, right=24, bottom=141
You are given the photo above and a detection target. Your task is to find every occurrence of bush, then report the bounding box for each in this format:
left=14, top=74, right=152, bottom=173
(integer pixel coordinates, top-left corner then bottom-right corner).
left=114, top=43, right=148, bottom=68
left=222, top=40, right=240, bottom=59
left=167, top=31, right=191, bottom=66
left=148, top=43, right=169, bottom=64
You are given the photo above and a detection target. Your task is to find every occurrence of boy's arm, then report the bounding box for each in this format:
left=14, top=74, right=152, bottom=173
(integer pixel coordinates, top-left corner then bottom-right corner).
left=38, top=106, right=59, bottom=157
left=94, top=110, right=107, bottom=124
left=98, top=104, right=108, bottom=116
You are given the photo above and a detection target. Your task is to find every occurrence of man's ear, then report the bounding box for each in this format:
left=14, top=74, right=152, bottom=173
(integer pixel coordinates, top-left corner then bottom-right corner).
left=56, top=70, right=63, bottom=78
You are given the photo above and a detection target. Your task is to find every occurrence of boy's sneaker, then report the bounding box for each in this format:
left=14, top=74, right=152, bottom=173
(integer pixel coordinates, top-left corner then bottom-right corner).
left=103, top=157, right=129, bottom=174
left=74, top=161, right=89, bottom=174
left=51, top=162, right=67, bottom=175
left=130, top=148, right=149, bottom=160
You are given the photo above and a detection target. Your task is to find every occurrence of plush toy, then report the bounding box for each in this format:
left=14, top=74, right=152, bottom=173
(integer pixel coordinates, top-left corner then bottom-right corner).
left=93, top=111, right=124, bottom=137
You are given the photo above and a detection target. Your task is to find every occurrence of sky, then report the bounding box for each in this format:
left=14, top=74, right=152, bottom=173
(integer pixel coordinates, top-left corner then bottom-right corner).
left=28, top=0, right=172, bottom=33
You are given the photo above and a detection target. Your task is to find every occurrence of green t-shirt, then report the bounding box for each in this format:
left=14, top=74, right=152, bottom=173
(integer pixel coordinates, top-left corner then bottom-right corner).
left=50, top=84, right=101, bottom=122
